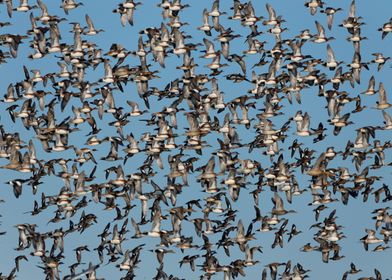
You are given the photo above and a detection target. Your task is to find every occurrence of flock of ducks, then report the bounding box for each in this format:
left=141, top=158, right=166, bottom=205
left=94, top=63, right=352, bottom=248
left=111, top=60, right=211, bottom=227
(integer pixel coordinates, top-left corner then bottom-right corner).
left=0, top=0, right=391, bottom=279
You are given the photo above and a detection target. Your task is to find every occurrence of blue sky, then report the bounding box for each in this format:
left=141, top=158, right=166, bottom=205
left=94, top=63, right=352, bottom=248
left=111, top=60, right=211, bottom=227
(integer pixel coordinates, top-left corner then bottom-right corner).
left=0, top=0, right=391, bottom=279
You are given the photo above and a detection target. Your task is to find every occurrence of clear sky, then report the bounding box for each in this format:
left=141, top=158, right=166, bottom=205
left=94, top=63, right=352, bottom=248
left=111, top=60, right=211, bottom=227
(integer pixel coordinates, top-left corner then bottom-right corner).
left=0, top=0, right=391, bottom=279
